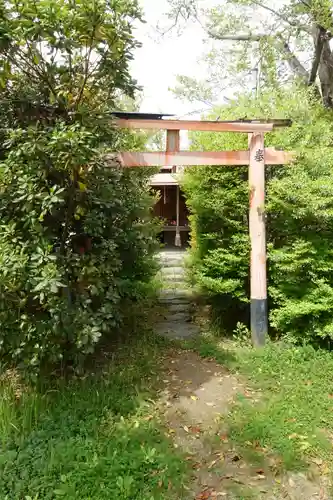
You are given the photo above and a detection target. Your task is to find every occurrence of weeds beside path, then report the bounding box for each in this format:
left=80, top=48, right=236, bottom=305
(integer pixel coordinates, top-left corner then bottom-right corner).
left=167, top=335, right=333, bottom=499
left=0, top=335, right=188, bottom=500
left=1, top=330, right=333, bottom=499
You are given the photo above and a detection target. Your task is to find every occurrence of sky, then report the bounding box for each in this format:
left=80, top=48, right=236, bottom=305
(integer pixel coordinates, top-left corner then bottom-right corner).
left=130, top=0, right=212, bottom=118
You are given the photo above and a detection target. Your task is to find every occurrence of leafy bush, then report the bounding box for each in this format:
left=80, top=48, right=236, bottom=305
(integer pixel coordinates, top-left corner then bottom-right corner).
left=183, top=87, right=333, bottom=344
left=0, top=0, right=158, bottom=373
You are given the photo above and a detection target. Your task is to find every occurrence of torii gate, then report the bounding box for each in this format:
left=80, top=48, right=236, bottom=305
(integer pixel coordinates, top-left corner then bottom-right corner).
left=114, top=113, right=292, bottom=347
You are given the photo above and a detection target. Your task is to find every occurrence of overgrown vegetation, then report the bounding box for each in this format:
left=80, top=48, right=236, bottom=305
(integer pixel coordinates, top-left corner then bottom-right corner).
left=190, top=333, right=333, bottom=476
left=183, top=87, right=333, bottom=344
left=229, top=342, right=333, bottom=471
left=0, top=0, right=158, bottom=374
left=0, top=334, right=188, bottom=499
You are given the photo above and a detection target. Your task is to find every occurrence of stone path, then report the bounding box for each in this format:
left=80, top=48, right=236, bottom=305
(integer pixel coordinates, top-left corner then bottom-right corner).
left=156, top=249, right=200, bottom=339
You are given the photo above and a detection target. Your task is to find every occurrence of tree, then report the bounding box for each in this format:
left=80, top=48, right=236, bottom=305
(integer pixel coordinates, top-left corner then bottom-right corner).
left=182, top=86, right=333, bottom=344
left=163, top=0, right=333, bottom=108
left=0, top=0, right=158, bottom=374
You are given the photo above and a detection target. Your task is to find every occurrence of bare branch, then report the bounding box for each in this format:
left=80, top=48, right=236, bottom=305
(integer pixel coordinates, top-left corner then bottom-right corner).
left=300, top=0, right=311, bottom=8
left=156, top=5, right=182, bottom=36
left=251, top=0, right=311, bottom=33
left=206, top=29, right=310, bottom=83
left=207, top=32, right=264, bottom=41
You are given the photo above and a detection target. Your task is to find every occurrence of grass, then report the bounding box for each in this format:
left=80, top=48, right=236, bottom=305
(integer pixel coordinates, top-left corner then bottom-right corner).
left=228, top=342, right=333, bottom=471
left=185, top=334, right=333, bottom=473
left=0, top=334, right=189, bottom=500
left=3, top=313, right=333, bottom=499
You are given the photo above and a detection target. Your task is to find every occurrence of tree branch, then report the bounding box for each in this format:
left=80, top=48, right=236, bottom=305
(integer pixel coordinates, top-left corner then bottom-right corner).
left=207, top=32, right=264, bottom=41
left=13, top=0, right=57, bottom=99
left=251, top=0, right=311, bottom=33
left=308, top=26, right=326, bottom=86
left=207, top=30, right=310, bottom=83
left=280, top=39, right=309, bottom=82
left=300, top=0, right=311, bottom=8
left=75, top=2, right=99, bottom=108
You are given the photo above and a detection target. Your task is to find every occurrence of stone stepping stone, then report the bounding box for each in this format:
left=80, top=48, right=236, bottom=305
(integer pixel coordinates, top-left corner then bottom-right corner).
left=167, top=303, right=191, bottom=313
left=164, top=311, right=191, bottom=322
left=156, top=322, right=199, bottom=339
left=162, top=266, right=185, bottom=275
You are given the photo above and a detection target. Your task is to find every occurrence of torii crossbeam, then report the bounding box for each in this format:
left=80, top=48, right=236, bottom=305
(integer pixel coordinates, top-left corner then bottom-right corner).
left=114, top=113, right=293, bottom=347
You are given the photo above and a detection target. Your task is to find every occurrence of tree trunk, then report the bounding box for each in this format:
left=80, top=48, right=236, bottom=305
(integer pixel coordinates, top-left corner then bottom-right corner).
left=318, top=40, right=333, bottom=108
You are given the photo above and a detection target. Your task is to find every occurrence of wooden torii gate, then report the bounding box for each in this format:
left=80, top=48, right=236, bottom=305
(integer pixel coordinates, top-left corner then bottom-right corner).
left=114, top=113, right=292, bottom=347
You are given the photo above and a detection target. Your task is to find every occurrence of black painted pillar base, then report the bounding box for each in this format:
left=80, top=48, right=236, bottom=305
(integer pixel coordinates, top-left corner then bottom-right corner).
left=251, top=298, right=267, bottom=346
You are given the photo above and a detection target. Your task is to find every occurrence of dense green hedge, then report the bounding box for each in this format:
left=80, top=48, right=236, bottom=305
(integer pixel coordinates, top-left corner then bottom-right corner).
left=0, top=128, right=158, bottom=371
left=183, top=88, right=333, bottom=344
left=0, top=0, right=159, bottom=374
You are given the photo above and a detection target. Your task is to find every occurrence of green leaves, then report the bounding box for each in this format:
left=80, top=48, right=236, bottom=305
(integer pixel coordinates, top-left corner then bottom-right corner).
left=0, top=0, right=158, bottom=375
left=0, top=0, right=142, bottom=116
left=185, top=87, right=333, bottom=342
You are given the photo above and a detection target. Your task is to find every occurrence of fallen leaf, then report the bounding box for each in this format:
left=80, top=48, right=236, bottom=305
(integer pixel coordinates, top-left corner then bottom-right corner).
left=190, top=426, right=202, bottom=434
left=196, top=488, right=218, bottom=499
left=191, top=395, right=199, bottom=401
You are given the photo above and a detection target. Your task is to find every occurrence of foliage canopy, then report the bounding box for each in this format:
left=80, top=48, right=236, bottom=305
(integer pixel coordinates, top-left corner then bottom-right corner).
left=165, top=0, right=333, bottom=109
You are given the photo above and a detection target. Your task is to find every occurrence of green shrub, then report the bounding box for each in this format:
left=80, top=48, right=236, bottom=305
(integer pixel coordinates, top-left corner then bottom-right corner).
left=183, top=87, right=333, bottom=344
left=0, top=0, right=158, bottom=373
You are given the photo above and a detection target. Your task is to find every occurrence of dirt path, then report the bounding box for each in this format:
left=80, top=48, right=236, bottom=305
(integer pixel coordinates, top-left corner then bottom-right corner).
left=155, top=249, right=330, bottom=498
left=158, top=348, right=330, bottom=500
